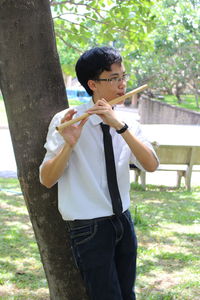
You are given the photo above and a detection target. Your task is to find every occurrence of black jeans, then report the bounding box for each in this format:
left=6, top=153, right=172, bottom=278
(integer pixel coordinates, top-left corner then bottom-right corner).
left=67, top=210, right=137, bottom=300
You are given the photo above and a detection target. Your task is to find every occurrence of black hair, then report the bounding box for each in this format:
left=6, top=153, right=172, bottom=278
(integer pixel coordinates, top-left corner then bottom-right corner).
left=75, top=46, right=122, bottom=96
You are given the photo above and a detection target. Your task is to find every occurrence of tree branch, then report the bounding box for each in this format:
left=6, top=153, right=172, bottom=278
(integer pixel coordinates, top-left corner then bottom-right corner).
left=50, top=0, right=106, bottom=19
left=57, top=16, right=89, bottom=30
left=53, top=12, right=109, bottom=25
left=56, top=32, right=82, bottom=53
left=54, top=23, right=80, bottom=36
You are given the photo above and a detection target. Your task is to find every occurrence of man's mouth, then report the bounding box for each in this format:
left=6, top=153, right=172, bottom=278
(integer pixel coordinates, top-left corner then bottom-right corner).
left=117, top=92, right=125, bottom=97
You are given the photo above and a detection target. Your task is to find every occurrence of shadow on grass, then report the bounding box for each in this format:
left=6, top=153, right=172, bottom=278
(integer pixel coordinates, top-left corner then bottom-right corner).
left=130, top=183, right=200, bottom=294
left=0, top=190, right=47, bottom=291
left=130, top=183, right=200, bottom=226
left=1, top=179, right=199, bottom=299
left=136, top=250, right=199, bottom=277
left=171, top=231, right=200, bottom=256
left=0, top=178, right=22, bottom=208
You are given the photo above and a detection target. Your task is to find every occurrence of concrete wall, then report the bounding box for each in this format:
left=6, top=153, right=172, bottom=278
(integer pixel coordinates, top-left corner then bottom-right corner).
left=139, top=95, right=200, bottom=125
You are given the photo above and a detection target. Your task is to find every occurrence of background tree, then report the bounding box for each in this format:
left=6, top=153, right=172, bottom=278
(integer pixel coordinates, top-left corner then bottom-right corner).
left=128, top=0, right=200, bottom=106
left=51, top=0, right=157, bottom=84
left=50, top=0, right=200, bottom=107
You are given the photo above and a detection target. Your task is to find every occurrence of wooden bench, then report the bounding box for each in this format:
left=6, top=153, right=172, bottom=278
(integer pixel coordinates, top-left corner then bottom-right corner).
left=130, top=145, right=200, bottom=190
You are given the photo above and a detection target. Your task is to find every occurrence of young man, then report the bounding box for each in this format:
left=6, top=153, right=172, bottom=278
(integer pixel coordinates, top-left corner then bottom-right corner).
left=40, top=47, right=158, bottom=300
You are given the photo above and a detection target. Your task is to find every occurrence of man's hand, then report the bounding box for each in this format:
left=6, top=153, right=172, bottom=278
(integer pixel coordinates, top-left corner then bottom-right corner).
left=59, top=109, right=88, bottom=147
left=40, top=109, right=87, bottom=188
left=87, top=99, right=123, bottom=130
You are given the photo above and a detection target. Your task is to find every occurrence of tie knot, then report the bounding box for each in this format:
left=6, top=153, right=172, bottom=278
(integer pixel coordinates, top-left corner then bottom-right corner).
left=100, top=123, right=110, bottom=133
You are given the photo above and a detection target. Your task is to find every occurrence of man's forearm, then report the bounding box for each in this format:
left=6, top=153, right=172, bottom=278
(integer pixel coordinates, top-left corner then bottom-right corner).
left=40, top=143, right=73, bottom=188
left=121, top=129, right=158, bottom=172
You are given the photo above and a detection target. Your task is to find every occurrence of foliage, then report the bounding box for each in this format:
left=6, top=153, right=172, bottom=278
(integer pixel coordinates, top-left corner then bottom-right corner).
left=51, top=0, right=200, bottom=64
left=131, top=0, right=200, bottom=106
left=1, top=178, right=200, bottom=299
left=50, top=0, right=157, bottom=82
left=51, top=0, right=200, bottom=107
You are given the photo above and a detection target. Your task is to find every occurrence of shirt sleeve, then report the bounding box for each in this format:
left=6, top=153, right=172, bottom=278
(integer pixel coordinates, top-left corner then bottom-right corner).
left=39, top=110, right=68, bottom=174
left=128, top=121, right=159, bottom=171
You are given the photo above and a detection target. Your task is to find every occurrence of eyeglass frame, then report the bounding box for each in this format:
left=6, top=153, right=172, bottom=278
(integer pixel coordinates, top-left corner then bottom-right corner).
left=95, top=74, right=130, bottom=84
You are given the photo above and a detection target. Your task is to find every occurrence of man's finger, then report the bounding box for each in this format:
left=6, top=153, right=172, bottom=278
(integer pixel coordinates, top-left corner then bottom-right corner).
left=61, top=109, right=77, bottom=123
left=79, top=118, right=88, bottom=128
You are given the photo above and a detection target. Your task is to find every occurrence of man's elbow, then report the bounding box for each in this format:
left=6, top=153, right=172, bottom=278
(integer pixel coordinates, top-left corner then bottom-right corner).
left=41, top=180, right=54, bottom=189
left=40, top=169, right=56, bottom=189
left=146, top=160, right=159, bottom=172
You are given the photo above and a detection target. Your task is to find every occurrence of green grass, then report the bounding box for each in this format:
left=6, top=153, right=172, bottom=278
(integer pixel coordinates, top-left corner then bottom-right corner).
left=0, top=178, right=49, bottom=299
left=1, top=178, right=200, bottom=299
left=162, top=94, right=200, bottom=112
left=68, top=99, right=83, bottom=106
left=130, top=183, right=200, bottom=300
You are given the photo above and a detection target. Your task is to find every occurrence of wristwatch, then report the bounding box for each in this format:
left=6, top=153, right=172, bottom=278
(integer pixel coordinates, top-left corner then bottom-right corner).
left=116, top=123, right=128, bottom=134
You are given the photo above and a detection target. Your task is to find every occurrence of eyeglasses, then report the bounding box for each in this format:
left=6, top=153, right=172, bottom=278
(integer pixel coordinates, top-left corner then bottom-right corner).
left=96, top=74, right=130, bottom=84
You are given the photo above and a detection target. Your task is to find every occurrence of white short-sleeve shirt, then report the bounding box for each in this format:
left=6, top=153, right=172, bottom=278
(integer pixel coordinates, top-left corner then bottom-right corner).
left=40, top=100, right=158, bottom=220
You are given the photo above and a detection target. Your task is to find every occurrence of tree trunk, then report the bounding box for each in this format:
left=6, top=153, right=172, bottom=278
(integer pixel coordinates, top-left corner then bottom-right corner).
left=186, top=81, right=200, bottom=109
left=172, top=83, right=182, bottom=104
left=0, top=1, right=87, bottom=299
left=194, top=93, right=199, bottom=109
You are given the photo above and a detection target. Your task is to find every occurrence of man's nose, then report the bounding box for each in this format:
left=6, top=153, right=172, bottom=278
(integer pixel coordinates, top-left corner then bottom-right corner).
left=118, top=78, right=126, bottom=88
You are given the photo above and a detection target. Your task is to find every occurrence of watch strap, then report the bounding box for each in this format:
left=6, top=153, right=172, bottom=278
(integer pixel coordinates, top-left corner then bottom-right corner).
left=116, top=123, right=128, bottom=134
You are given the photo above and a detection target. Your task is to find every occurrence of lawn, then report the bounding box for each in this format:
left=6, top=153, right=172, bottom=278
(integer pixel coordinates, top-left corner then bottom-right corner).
left=0, top=178, right=48, bottom=299
left=162, top=95, right=200, bottom=112
left=130, top=183, right=200, bottom=299
left=0, top=178, right=200, bottom=299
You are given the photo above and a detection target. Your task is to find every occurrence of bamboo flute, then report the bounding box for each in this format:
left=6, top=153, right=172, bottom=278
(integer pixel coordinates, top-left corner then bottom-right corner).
left=56, top=84, right=148, bottom=132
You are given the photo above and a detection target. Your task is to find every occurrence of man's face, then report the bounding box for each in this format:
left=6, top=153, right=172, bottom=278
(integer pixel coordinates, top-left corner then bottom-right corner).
left=91, top=63, right=127, bottom=103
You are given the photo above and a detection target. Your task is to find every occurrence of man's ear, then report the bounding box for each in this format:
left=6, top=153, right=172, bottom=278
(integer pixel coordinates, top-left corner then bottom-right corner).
left=87, top=79, right=97, bottom=92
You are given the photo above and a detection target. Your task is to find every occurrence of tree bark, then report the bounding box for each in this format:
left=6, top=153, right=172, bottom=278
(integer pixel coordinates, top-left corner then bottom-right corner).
left=0, top=0, right=87, bottom=299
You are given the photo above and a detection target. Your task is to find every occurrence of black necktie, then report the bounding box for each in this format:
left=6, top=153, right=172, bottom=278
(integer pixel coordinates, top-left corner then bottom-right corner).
left=100, top=123, right=123, bottom=216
